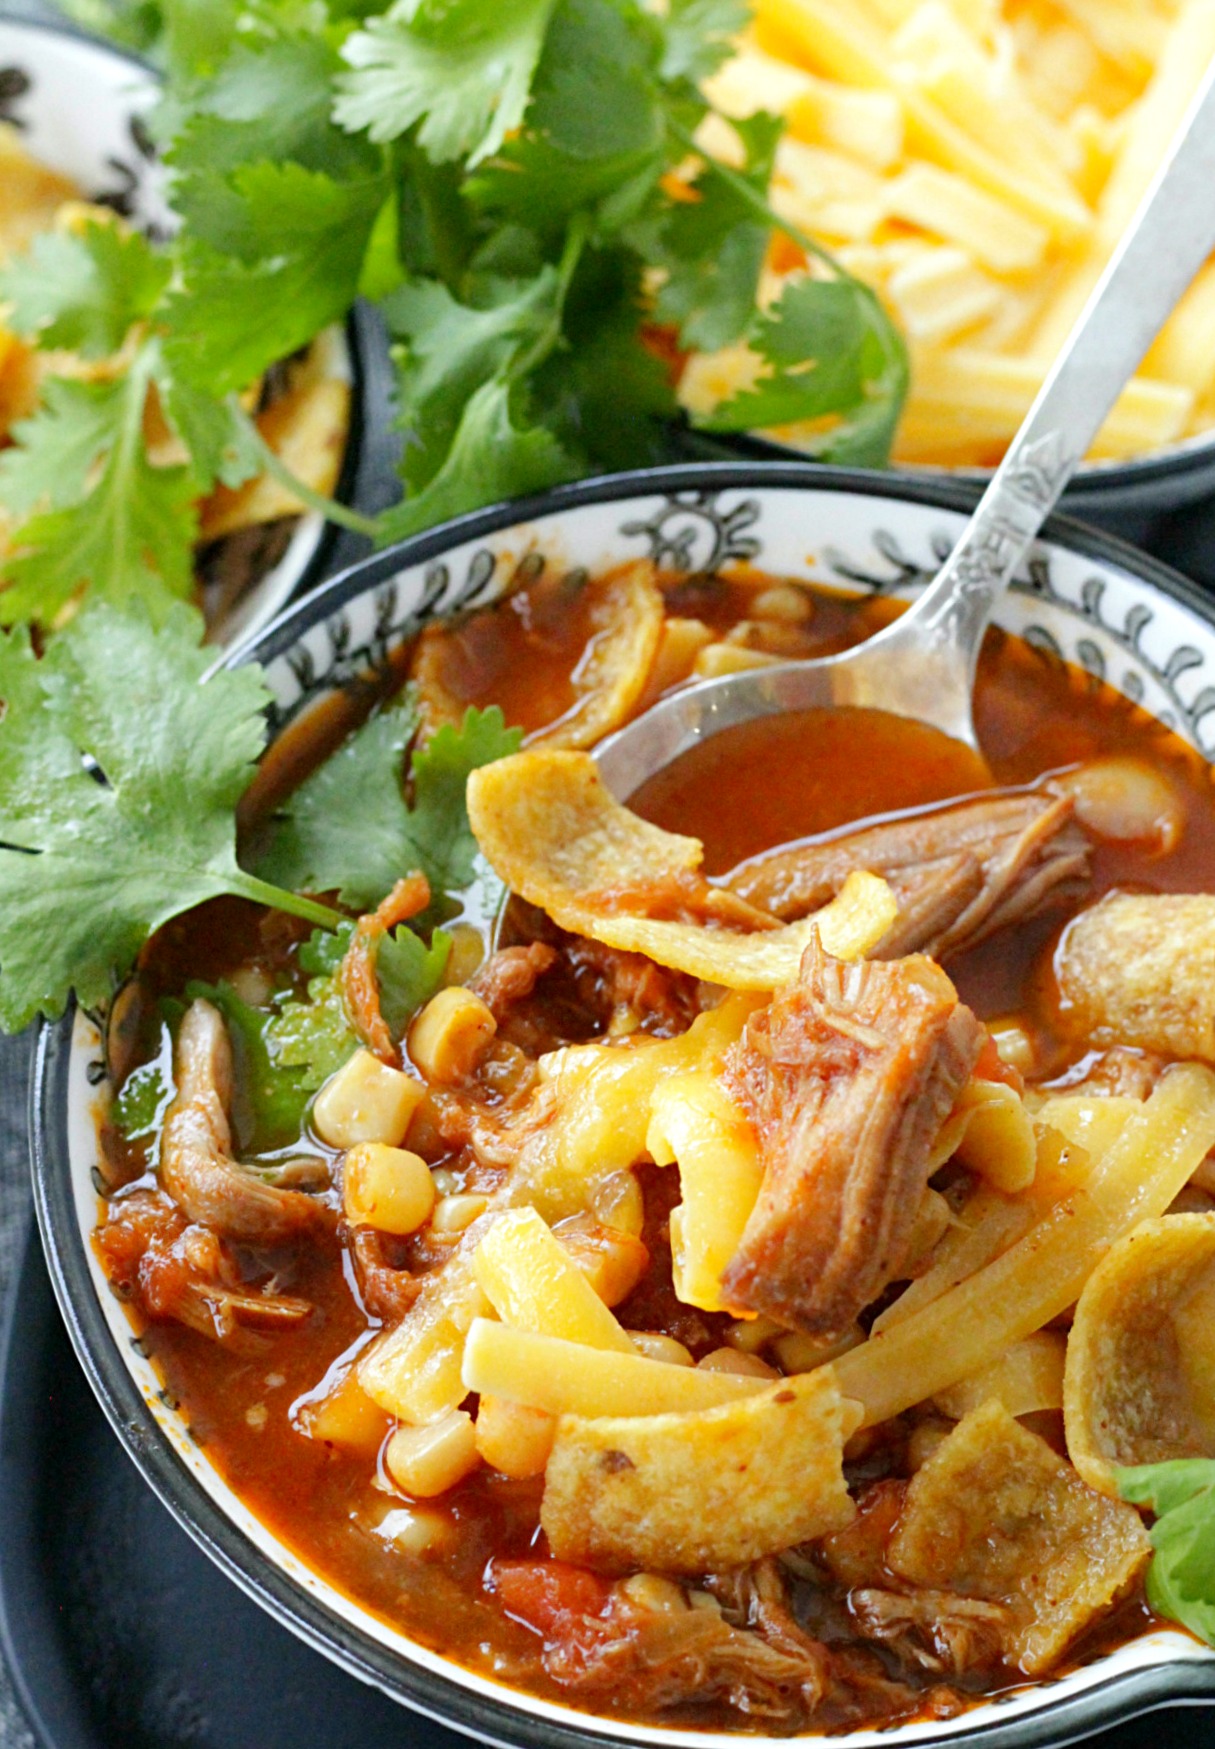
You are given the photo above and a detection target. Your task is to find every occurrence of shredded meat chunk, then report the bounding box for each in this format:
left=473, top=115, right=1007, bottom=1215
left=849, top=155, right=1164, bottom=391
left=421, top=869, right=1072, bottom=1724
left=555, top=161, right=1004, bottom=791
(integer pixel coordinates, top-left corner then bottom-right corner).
left=728, top=791, right=1090, bottom=960
left=471, top=942, right=559, bottom=1022
left=723, top=940, right=983, bottom=1336
left=348, top=1225, right=423, bottom=1322
left=97, top=1188, right=313, bottom=1345
left=493, top=1557, right=925, bottom=1731
left=341, top=872, right=432, bottom=1063
left=848, top=1588, right=1010, bottom=1675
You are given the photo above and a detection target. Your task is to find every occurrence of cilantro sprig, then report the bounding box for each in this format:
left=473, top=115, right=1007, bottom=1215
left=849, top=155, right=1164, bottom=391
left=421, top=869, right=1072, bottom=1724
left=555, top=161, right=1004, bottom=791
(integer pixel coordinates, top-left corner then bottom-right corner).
left=3, top=0, right=909, bottom=624
left=0, top=601, right=345, bottom=1031
left=1119, top=1460, right=1215, bottom=1647
left=0, top=600, right=519, bottom=1035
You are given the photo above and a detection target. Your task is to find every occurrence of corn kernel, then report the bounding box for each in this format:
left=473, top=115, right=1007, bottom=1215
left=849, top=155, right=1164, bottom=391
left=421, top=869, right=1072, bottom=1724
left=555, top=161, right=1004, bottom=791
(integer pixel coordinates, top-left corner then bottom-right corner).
left=312, top=1049, right=424, bottom=1149
left=554, top=1215, right=649, bottom=1308
left=693, top=642, right=783, bottom=678
left=408, top=987, right=497, bottom=1084
left=688, top=1589, right=723, bottom=1615
left=373, top=1505, right=453, bottom=1555
left=431, top=1192, right=489, bottom=1234
left=627, top=1331, right=694, bottom=1367
left=343, top=1143, right=436, bottom=1236
left=618, top=1574, right=687, bottom=1613
left=300, top=1367, right=391, bottom=1457
left=724, top=1315, right=784, bottom=1355
left=750, top=584, right=813, bottom=623
left=697, top=1346, right=779, bottom=1379
left=384, top=1410, right=480, bottom=1497
left=475, top=1394, right=556, bottom=1478
left=988, top=1018, right=1037, bottom=1076
left=774, top=1326, right=864, bottom=1373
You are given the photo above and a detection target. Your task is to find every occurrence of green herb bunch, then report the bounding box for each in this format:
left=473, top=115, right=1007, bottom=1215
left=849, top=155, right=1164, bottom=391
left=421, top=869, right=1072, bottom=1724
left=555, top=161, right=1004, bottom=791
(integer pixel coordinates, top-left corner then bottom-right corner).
left=0, top=0, right=908, bottom=627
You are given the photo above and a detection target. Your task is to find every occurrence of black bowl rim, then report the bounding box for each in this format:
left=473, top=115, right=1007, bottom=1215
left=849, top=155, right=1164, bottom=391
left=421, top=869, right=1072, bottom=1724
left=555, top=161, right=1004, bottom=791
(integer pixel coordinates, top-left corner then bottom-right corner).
left=31, top=459, right=1215, bottom=1749
left=701, top=425, right=1215, bottom=510
left=0, top=7, right=382, bottom=622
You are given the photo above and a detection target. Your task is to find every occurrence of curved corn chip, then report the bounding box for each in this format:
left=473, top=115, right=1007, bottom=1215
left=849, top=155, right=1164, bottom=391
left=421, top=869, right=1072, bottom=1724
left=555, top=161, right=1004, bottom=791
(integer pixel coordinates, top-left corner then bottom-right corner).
left=1064, top=1212, right=1215, bottom=1496
left=540, top=1367, right=860, bottom=1574
left=1057, top=893, right=1215, bottom=1061
left=414, top=562, right=664, bottom=749
left=467, top=750, right=897, bottom=989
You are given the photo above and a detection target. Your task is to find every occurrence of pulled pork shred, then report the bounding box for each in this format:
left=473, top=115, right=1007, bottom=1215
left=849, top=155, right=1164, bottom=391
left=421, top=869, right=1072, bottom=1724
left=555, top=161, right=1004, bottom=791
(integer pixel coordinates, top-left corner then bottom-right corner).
left=727, top=790, right=1090, bottom=960
left=341, top=872, right=432, bottom=1063
left=496, top=1558, right=929, bottom=1731
left=723, top=938, right=983, bottom=1337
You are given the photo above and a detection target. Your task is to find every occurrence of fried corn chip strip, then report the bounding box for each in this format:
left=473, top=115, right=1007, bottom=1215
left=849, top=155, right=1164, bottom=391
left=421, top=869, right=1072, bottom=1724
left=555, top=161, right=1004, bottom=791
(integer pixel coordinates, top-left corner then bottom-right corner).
left=888, top=1401, right=1149, bottom=1675
left=1064, top=1212, right=1215, bottom=1496
left=467, top=751, right=897, bottom=989
left=540, top=1367, right=860, bottom=1574
left=415, top=563, right=664, bottom=749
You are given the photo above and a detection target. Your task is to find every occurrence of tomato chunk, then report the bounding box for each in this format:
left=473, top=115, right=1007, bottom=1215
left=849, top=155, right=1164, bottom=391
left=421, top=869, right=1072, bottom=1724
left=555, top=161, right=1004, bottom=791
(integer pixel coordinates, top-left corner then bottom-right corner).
left=490, top=1559, right=615, bottom=1649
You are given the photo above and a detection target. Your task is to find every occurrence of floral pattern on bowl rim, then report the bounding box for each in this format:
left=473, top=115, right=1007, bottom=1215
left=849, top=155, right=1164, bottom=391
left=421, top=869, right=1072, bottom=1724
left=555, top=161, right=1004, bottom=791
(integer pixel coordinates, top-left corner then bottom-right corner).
left=33, top=464, right=1215, bottom=1749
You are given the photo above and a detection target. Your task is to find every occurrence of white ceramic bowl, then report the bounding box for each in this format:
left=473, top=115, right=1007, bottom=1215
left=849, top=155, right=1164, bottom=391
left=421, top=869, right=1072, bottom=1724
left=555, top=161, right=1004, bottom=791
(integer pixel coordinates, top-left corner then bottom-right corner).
left=32, top=463, right=1215, bottom=1749
left=0, top=13, right=367, bottom=646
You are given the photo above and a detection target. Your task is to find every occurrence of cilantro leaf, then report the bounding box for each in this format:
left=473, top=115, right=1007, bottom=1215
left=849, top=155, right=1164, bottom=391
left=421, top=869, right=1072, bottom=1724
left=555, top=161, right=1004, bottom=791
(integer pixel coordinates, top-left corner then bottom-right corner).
left=384, top=270, right=563, bottom=491
left=161, top=164, right=384, bottom=397
left=1119, top=1461, right=1215, bottom=1648
left=407, top=705, right=523, bottom=894
left=111, top=1016, right=176, bottom=1140
left=255, top=696, right=420, bottom=911
left=535, top=244, right=676, bottom=470
left=468, top=0, right=665, bottom=234
left=267, top=926, right=361, bottom=1088
left=377, top=378, right=579, bottom=541
left=0, top=351, right=199, bottom=624
left=267, top=916, right=450, bottom=1084
left=649, top=111, right=783, bottom=352
left=0, top=377, right=128, bottom=518
left=0, top=221, right=169, bottom=360
left=659, top=0, right=750, bottom=84
left=337, top=0, right=559, bottom=164
left=0, top=601, right=338, bottom=1031
left=378, top=923, right=452, bottom=1035
left=695, top=274, right=909, bottom=465
left=256, top=696, right=521, bottom=912
left=267, top=976, right=359, bottom=1090
left=187, top=978, right=310, bottom=1151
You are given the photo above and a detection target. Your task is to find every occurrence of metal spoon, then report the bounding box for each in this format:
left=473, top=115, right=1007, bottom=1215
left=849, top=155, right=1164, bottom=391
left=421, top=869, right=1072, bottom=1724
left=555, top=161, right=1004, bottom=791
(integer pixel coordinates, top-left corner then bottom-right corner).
left=596, top=59, right=1215, bottom=801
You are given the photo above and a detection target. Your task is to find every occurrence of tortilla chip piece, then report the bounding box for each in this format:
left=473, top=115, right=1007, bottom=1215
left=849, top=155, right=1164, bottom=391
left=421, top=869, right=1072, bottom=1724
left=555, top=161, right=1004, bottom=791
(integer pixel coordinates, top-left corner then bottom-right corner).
left=541, top=1368, right=860, bottom=1575
left=1064, top=1213, right=1215, bottom=1496
left=199, top=367, right=350, bottom=540
left=1057, top=893, right=1215, bottom=1061
left=0, top=123, right=79, bottom=260
left=415, top=562, right=664, bottom=750
left=887, top=1400, right=1149, bottom=1675
left=467, top=750, right=897, bottom=989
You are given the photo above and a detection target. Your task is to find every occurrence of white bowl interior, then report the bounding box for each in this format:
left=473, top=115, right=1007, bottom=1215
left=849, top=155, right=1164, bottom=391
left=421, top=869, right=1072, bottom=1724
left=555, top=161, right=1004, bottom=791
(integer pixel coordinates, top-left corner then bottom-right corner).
left=59, top=481, right=1215, bottom=1740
